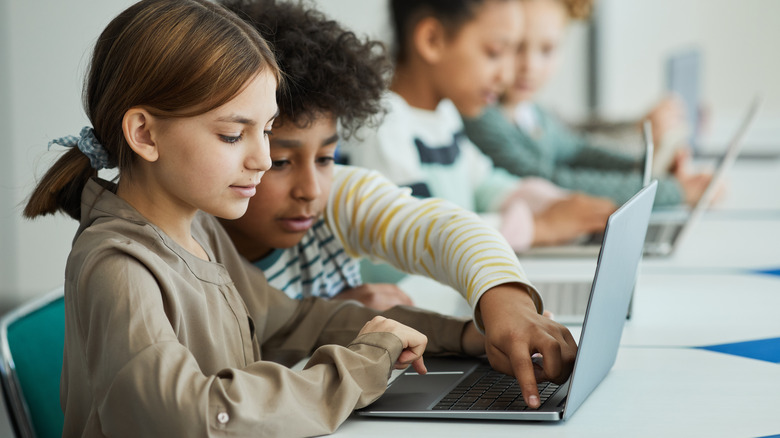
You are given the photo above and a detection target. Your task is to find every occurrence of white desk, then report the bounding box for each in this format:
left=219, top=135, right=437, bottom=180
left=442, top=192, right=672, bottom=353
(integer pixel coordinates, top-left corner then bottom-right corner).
left=711, top=157, right=780, bottom=213
left=625, top=273, right=780, bottom=347
left=642, top=218, right=780, bottom=272
left=337, top=159, right=780, bottom=437
left=337, top=269, right=780, bottom=437
left=394, top=269, right=780, bottom=349
left=330, top=263, right=780, bottom=436
left=515, top=216, right=780, bottom=275
left=335, top=348, right=780, bottom=438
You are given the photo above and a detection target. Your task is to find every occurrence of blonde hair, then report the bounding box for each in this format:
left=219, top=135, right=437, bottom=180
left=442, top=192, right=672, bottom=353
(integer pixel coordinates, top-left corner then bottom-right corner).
left=561, top=0, right=594, bottom=20
left=522, top=0, right=594, bottom=20
left=24, top=0, right=280, bottom=220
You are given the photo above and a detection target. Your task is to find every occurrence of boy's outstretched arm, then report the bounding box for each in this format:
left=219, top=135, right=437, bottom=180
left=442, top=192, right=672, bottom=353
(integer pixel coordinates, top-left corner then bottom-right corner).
left=476, top=284, right=578, bottom=409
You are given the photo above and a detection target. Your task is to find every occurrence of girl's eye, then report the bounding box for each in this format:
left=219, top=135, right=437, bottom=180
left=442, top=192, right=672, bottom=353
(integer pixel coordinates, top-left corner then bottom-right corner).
left=219, top=134, right=243, bottom=144
left=271, top=159, right=290, bottom=169
left=264, top=130, right=273, bottom=138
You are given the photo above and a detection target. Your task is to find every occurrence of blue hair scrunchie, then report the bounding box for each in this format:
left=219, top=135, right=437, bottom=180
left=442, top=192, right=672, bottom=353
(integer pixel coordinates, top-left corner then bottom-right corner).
left=48, top=126, right=111, bottom=170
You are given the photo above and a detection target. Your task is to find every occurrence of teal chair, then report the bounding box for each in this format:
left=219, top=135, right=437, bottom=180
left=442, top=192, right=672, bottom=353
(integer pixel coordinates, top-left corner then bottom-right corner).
left=0, top=287, right=65, bottom=438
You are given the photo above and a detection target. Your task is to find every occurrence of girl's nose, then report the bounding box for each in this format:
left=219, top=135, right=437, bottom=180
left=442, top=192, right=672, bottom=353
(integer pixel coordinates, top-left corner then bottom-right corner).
left=247, top=135, right=272, bottom=172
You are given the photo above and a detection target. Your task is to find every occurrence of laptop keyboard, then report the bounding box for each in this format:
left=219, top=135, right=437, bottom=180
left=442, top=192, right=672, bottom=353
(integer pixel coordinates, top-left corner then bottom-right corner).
left=587, top=223, right=682, bottom=251
left=583, top=231, right=605, bottom=246
left=646, top=223, right=682, bottom=245
left=645, top=224, right=663, bottom=243
left=433, top=365, right=559, bottom=411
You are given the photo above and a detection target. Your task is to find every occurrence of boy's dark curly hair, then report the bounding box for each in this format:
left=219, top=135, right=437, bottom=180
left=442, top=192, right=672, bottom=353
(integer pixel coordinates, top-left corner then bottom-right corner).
left=222, top=0, right=392, bottom=139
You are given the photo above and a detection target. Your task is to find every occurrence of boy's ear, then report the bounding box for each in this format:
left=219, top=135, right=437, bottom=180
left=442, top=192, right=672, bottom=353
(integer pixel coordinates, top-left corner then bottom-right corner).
left=413, top=16, right=447, bottom=64
left=122, top=107, right=159, bottom=163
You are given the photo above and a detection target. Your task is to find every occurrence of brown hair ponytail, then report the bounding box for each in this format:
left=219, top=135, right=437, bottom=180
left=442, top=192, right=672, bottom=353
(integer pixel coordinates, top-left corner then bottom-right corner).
left=23, top=144, right=96, bottom=220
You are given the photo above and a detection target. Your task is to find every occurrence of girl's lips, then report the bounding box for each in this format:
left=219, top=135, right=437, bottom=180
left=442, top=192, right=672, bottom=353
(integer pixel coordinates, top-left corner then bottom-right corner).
left=231, top=185, right=257, bottom=198
left=278, top=217, right=315, bottom=232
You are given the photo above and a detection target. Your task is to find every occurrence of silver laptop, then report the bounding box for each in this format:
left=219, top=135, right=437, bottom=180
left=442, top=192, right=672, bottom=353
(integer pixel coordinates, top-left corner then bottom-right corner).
left=357, top=181, right=658, bottom=422
left=533, top=124, right=651, bottom=324
left=523, top=95, right=761, bottom=259
left=527, top=97, right=758, bottom=322
left=644, top=95, right=761, bottom=256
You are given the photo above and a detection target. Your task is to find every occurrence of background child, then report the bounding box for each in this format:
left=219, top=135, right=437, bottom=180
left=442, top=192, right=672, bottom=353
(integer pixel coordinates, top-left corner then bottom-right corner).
left=463, top=0, right=714, bottom=206
left=23, top=1, right=490, bottom=435
left=339, top=0, right=617, bottom=254
left=221, top=0, right=578, bottom=410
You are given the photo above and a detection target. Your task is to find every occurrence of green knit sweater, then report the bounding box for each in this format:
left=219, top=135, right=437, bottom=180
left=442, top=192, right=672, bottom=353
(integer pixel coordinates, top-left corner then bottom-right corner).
left=463, top=104, right=684, bottom=206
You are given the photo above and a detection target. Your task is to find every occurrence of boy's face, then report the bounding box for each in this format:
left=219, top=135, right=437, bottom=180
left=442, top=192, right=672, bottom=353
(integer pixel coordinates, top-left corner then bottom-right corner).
left=505, top=0, right=568, bottom=105
left=222, top=115, right=338, bottom=260
left=432, top=0, right=524, bottom=117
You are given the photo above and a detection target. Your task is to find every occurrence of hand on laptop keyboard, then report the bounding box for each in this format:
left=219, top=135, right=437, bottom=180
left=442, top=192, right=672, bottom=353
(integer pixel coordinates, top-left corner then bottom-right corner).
left=477, top=284, right=578, bottom=409
left=433, top=366, right=560, bottom=411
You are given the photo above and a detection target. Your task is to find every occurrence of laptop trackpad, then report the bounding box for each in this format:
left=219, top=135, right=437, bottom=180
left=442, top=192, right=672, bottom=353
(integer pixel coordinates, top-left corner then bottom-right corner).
left=368, top=371, right=467, bottom=411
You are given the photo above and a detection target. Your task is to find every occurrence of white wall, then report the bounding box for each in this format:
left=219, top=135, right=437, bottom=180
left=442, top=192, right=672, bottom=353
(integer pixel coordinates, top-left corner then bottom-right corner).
left=1, top=0, right=778, bottom=311
left=595, top=0, right=780, bottom=151
left=0, top=0, right=16, bottom=310
left=313, top=0, right=393, bottom=45
left=0, top=0, right=135, bottom=312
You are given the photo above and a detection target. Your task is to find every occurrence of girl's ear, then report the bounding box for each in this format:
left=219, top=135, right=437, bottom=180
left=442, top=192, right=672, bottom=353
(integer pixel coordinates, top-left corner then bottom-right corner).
left=413, top=16, right=447, bottom=64
left=122, top=107, right=159, bottom=163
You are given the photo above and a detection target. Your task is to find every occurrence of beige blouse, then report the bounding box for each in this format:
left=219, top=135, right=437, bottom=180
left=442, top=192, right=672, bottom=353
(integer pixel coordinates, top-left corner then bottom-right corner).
left=61, top=178, right=468, bottom=437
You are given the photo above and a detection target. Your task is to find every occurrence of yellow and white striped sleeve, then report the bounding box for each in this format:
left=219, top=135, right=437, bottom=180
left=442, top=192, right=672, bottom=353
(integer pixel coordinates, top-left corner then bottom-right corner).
left=324, top=165, right=542, bottom=316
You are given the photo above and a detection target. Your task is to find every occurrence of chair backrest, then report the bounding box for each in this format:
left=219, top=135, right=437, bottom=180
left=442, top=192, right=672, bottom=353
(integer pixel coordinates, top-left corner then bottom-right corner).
left=0, top=287, right=65, bottom=438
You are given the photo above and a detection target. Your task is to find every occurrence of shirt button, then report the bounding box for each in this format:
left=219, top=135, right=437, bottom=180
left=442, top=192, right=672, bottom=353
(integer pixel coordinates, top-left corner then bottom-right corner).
left=217, top=412, right=230, bottom=424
